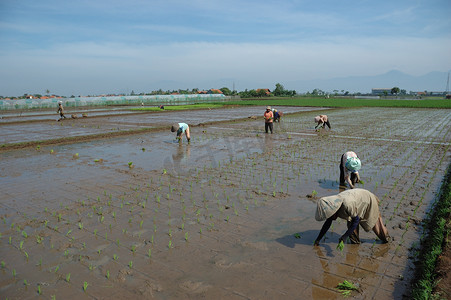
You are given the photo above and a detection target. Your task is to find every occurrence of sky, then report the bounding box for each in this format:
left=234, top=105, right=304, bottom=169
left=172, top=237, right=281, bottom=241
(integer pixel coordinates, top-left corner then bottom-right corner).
left=0, top=0, right=450, bottom=96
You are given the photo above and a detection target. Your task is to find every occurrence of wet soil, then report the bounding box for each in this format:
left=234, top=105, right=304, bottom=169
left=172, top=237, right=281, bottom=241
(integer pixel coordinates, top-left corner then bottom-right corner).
left=0, top=106, right=450, bottom=299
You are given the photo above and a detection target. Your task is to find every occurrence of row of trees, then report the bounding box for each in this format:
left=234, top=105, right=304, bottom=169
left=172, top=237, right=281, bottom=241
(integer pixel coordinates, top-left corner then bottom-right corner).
left=3, top=85, right=431, bottom=100
left=238, top=83, right=296, bottom=98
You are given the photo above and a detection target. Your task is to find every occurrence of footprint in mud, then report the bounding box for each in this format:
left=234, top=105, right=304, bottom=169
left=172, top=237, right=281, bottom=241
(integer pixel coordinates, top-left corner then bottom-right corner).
left=117, top=268, right=133, bottom=282
left=180, top=280, right=211, bottom=293
left=138, top=279, right=163, bottom=297
left=215, top=258, right=253, bottom=269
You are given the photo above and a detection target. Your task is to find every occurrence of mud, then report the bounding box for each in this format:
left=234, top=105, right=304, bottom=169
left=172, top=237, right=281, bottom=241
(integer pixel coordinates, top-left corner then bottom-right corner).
left=0, top=106, right=450, bottom=299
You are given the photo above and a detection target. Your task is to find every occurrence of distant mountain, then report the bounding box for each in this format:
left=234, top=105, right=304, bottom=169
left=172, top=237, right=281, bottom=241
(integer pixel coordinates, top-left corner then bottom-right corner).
left=284, top=70, right=450, bottom=94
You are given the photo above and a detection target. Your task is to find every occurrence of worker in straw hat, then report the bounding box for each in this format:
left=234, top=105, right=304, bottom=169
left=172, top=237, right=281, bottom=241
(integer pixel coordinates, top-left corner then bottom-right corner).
left=314, top=115, right=330, bottom=130
left=340, top=151, right=361, bottom=188
left=264, top=106, right=274, bottom=134
left=171, top=123, right=190, bottom=142
left=313, top=188, right=390, bottom=246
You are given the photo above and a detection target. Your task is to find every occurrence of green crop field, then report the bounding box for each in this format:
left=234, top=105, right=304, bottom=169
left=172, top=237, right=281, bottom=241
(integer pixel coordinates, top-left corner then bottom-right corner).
left=222, top=97, right=451, bottom=108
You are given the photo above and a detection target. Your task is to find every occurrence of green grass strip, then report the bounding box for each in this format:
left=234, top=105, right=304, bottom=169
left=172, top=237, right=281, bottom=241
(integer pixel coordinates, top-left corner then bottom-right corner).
left=410, top=162, right=451, bottom=299
left=223, top=97, right=451, bottom=108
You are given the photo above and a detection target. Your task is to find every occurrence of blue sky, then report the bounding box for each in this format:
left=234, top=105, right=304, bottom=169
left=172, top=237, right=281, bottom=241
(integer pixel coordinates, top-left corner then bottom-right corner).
left=0, top=0, right=450, bottom=96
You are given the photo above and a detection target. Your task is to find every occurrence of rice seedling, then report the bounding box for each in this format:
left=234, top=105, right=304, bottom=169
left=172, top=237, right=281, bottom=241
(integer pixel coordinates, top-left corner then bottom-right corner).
left=113, top=254, right=118, bottom=261
left=336, top=280, right=359, bottom=296
left=1, top=261, right=5, bottom=268
left=19, top=240, right=24, bottom=250
left=66, top=273, right=71, bottom=283
left=54, top=265, right=59, bottom=273
left=22, top=230, right=28, bottom=238
left=23, top=279, right=29, bottom=286
left=106, top=270, right=110, bottom=279
left=128, top=261, right=133, bottom=268
left=148, top=248, right=152, bottom=258
left=78, top=222, right=83, bottom=230
left=83, top=281, right=88, bottom=292
left=131, top=244, right=136, bottom=253
left=24, top=251, right=29, bottom=261
left=37, top=284, right=41, bottom=295
left=336, top=240, right=345, bottom=252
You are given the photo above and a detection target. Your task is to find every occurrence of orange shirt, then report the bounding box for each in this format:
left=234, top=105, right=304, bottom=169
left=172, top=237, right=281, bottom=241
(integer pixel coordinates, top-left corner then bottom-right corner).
left=264, top=111, right=274, bottom=123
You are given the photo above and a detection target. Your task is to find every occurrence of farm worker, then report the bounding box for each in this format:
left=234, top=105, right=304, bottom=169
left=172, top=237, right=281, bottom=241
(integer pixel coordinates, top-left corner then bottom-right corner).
left=171, top=123, right=190, bottom=142
left=340, top=151, right=361, bottom=188
left=313, top=188, right=390, bottom=246
left=273, top=109, right=281, bottom=122
left=57, top=101, right=67, bottom=121
left=264, top=106, right=274, bottom=134
left=314, top=115, right=330, bottom=130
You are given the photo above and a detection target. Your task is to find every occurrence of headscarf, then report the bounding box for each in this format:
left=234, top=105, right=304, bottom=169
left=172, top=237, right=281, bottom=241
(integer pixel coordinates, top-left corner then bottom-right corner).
left=315, top=195, right=343, bottom=221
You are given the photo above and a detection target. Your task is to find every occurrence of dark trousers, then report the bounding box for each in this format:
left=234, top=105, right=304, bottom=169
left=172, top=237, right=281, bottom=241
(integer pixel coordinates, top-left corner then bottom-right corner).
left=346, top=221, right=361, bottom=244
left=339, top=154, right=346, bottom=186
left=265, top=122, right=273, bottom=133
left=339, top=153, right=357, bottom=186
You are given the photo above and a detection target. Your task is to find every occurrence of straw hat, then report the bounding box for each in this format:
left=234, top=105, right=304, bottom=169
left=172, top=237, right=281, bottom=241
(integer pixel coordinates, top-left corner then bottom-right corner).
left=266, top=106, right=271, bottom=110
left=345, top=157, right=361, bottom=172
left=315, top=195, right=343, bottom=221
left=314, top=116, right=320, bottom=123
left=171, top=124, right=179, bottom=132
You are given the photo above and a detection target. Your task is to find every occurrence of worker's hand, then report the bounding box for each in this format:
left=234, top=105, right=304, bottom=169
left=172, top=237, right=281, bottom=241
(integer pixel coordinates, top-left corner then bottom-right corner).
left=349, top=184, right=354, bottom=189
left=338, top=236, right=344, bottom=244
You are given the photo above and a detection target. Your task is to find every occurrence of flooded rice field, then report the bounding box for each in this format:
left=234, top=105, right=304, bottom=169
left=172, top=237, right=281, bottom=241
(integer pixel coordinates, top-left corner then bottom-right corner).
left=0, top=106, right=450, bottom=299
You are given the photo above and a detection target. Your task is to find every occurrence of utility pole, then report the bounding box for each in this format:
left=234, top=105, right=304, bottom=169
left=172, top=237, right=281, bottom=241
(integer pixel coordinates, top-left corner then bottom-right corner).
left=446, top=72, right=450, bottom=97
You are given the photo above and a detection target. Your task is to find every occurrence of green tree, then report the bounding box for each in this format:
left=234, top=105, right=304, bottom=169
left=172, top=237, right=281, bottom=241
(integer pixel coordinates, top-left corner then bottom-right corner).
left=273, top=83, right=285, bottom=96
left=220, top=87, right=232, bottom=96
left=257, top=89, right=269, bottom=97
left=391, top=87, right=400, bottom=95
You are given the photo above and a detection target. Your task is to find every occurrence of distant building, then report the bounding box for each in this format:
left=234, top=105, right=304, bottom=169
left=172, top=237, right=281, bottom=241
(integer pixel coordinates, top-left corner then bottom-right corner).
left=371, top=88, right=391, bottom=95
left=256, top=88, right=271, bottom=96
left=207, top=89, right=223, bottom=94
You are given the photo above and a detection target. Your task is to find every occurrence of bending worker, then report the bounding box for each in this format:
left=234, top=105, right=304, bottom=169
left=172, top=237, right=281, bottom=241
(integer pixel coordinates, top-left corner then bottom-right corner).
left=171, top=123, right=190, bottom=142
left=314, top=115, right=330, bottom=130
left=314, top=188, right=390, bottom=245
left=340, top=151, right=361, bottom=188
